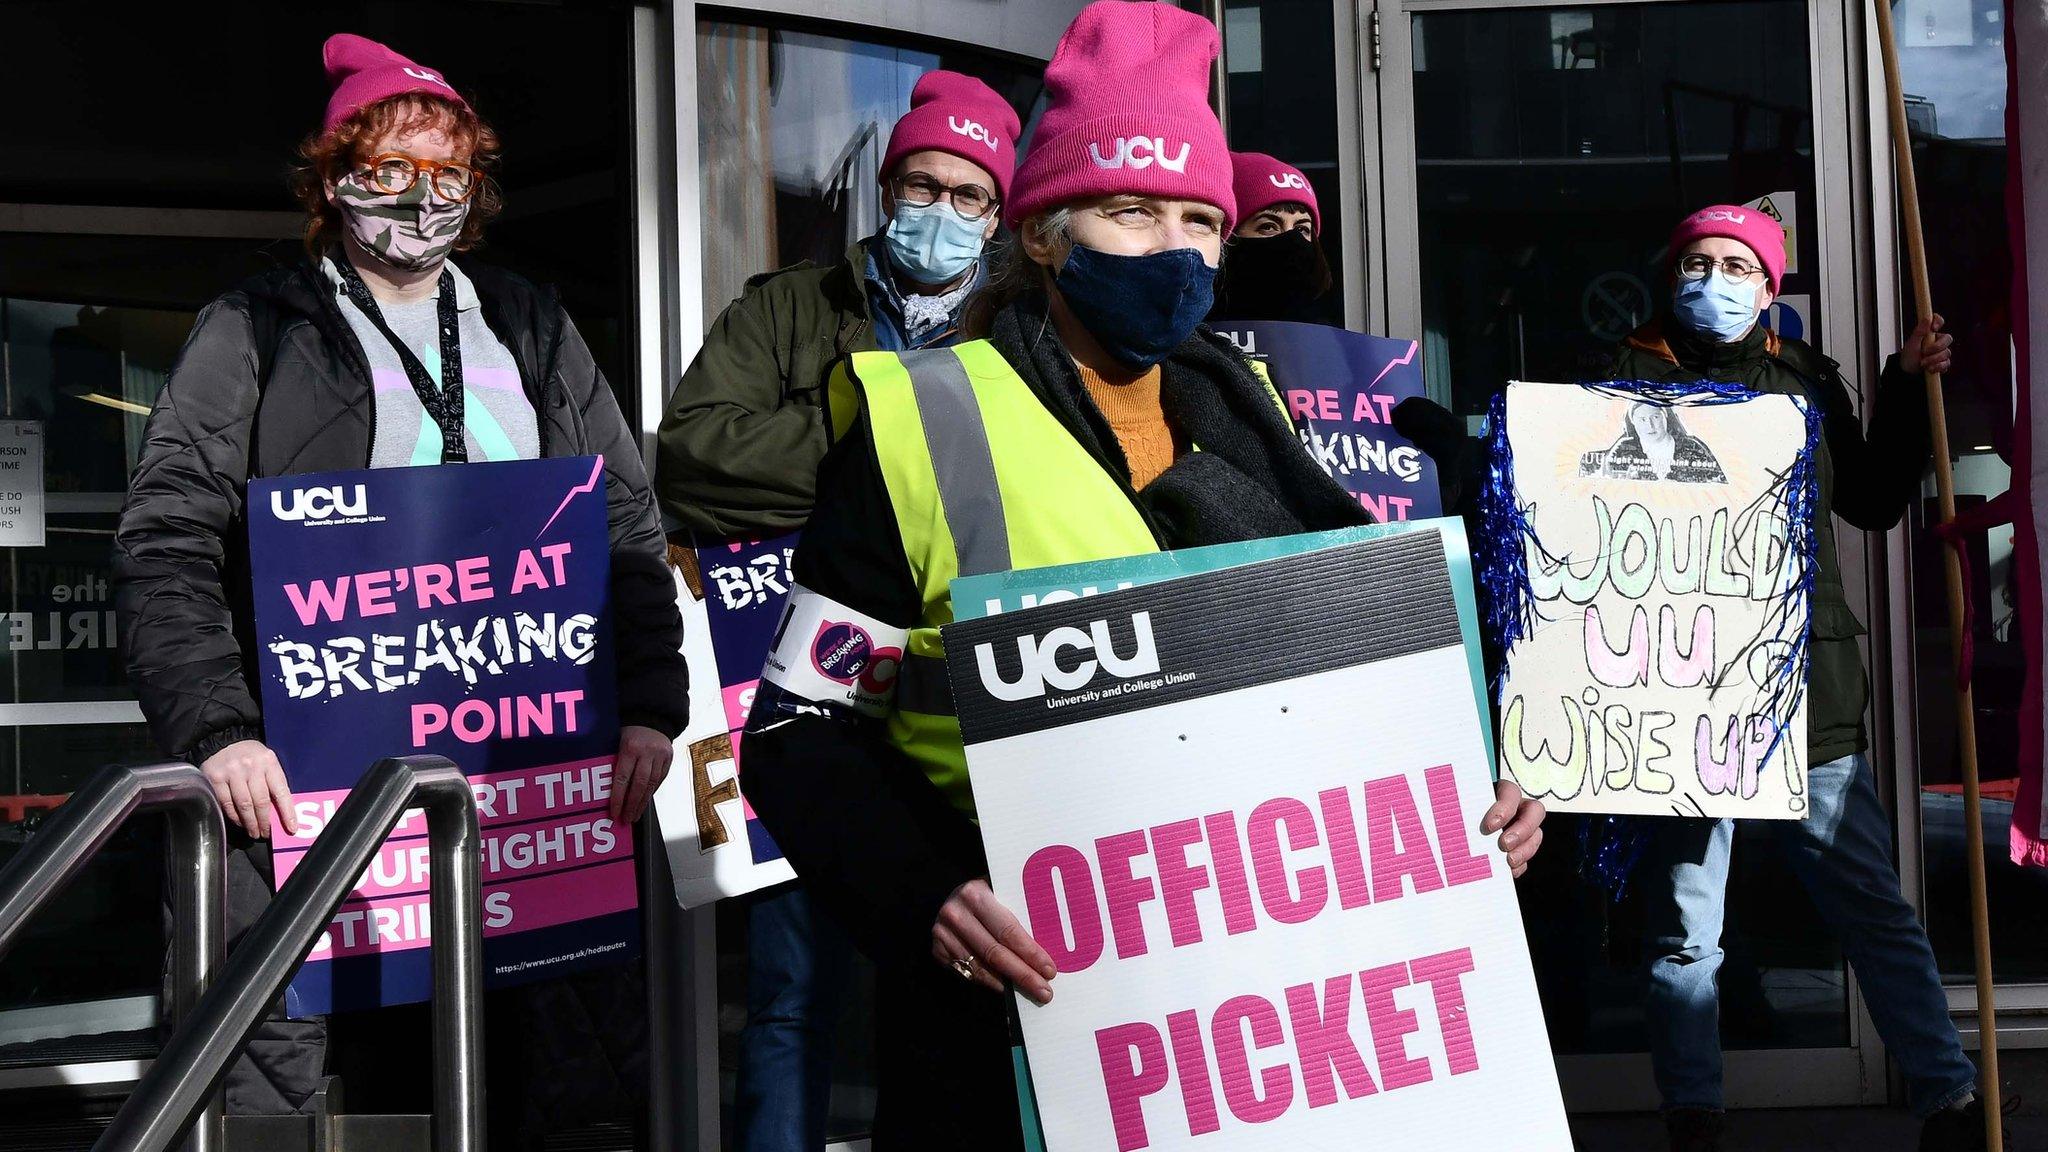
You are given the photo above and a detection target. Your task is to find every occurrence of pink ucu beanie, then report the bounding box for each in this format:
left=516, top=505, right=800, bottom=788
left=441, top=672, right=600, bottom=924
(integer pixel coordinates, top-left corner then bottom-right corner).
left=1006, top=1, right=1236, bottom=231
left=1231, top=152, right=1320, bottom=233
left=322, top=33, right=468, bottom=134
left=1668, top=204, right=1786, bottom=293
left=882, top=71, right=1022, bottom=201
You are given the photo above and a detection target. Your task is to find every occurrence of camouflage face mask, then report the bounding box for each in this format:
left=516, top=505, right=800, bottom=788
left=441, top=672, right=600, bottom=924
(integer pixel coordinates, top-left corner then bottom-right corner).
left=333, top=173, right=469, bottom=273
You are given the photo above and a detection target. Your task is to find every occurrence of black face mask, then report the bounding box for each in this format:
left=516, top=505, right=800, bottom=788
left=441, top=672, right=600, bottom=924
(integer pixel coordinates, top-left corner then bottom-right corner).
left=1211, top=229, right=1333, bottom=322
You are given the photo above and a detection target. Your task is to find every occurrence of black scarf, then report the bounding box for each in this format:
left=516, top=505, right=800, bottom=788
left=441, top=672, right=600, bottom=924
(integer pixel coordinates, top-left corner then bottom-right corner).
left=983, top=293, right=1369, bottom=548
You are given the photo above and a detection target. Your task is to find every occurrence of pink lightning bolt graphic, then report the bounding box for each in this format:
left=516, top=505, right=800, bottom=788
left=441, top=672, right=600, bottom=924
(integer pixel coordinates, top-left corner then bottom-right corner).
left=1366, top=339, right=1420, bottom=392
left=537, top=456, right=605, bottom=538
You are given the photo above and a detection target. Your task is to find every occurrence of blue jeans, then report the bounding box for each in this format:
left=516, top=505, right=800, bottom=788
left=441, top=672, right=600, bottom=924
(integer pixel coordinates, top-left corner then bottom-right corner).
left=736, top=884, right=853, bottom=1151
left=1642, top=753, right=1978, bottom=1118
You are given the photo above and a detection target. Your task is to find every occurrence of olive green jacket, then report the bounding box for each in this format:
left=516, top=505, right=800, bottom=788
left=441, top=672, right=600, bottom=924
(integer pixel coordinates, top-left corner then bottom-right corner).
left=1608, top=320, right=1929, bottom=768
left=656, top=242, right=876, bottom=538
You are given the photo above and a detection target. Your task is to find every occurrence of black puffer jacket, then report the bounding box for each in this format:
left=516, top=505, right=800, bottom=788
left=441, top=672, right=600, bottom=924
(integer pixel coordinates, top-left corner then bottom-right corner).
left=114, top=260, right=688, bottom=766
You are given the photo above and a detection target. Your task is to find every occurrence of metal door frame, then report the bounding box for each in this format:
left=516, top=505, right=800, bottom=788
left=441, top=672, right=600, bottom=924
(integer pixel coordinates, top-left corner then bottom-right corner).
left=1354, top=0, right=1889, bottom=1111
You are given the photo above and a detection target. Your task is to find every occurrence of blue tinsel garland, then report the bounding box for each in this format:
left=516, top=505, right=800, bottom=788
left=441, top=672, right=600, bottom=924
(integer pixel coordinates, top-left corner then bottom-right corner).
left=1477, top=380, right=1824, bottom=900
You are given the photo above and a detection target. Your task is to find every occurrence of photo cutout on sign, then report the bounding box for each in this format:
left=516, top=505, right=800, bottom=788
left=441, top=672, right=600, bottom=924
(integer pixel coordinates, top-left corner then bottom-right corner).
left=1579, top=402, right=1728, bottom=485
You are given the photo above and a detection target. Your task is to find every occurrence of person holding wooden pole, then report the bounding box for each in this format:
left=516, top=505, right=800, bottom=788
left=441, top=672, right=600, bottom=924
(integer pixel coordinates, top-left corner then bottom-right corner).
left=1395, top=201, right=1990, bottom=1150
left=1605, top=208, right=1999, bottom=1152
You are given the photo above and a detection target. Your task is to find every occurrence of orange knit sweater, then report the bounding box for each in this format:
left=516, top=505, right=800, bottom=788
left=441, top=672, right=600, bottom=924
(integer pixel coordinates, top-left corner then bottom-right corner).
left=1076, top=362, right=1181, bottom=489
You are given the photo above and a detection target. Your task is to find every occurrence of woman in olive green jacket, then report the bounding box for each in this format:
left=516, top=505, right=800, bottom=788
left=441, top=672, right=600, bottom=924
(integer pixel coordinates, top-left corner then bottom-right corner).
left=656, top=242, right=879, bottom=538
left=655, top=72, right=1019, bottom=540
left=651, top=71, right=1019, bottom=1152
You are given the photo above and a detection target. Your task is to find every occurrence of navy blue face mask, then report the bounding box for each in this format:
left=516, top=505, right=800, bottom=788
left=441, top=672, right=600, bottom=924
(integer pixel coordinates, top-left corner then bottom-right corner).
left=1054, top=244, right=1218, bottom=369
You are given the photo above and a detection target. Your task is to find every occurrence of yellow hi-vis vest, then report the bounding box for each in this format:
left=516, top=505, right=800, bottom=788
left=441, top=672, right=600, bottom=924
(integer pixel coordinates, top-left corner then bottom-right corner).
left=826, top=340, right=1286, bottom=813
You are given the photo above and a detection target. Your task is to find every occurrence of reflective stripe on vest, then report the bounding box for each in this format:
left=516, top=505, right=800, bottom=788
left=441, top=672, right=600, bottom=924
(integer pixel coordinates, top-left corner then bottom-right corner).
left=901, top=347, right=1011, bottom=575
left=851, top=341, right=1160, bottom=811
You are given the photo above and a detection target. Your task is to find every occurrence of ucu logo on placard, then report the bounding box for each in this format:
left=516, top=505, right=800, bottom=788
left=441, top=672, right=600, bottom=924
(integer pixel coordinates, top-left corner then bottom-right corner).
left=403, top=67, right=452, bottom=91
left=1269, top=172, right=1310, bottom=191
left=1697, top=210, right=1748, bottom=225
left=974, top=612, right=1160, bottom=702
left=949, top=117, right=1001, bottom=153
left=271, top=484, right=369, bottom=523
left=1087, top=137, right=1191, bottom=174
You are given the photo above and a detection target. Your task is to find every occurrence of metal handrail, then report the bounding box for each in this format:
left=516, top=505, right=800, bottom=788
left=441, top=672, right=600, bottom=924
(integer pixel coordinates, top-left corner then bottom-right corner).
left=96, top=755, right=484, bottom=1152
left=0, top=762, right=225, bottom=1152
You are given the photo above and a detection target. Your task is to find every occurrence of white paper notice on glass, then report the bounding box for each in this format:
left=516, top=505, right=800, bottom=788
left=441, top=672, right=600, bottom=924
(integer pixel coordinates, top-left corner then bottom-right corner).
left=0, top=421, right=46, bottom=548
left=1743, top=191, right=1800, bottom=276
left=944, top=532, right=1570, bottom=1152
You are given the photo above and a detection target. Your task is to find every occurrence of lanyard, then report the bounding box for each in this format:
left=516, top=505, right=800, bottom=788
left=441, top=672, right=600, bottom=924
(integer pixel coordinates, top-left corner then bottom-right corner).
left=335, top=258, right=468, bottom=464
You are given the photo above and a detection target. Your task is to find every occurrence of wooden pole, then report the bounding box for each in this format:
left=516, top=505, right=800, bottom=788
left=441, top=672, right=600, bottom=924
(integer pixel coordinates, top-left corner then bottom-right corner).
left=1870, top=3, right=2002, bottom=1144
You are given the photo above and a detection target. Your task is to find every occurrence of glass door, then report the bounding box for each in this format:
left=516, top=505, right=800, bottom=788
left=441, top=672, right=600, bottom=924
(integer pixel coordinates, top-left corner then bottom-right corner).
left=1368, top=0, right=1884, bottom=1111
left=0, top=272, right=206, bottom=1083
left=1883, top=0, right=2048, bottom=1019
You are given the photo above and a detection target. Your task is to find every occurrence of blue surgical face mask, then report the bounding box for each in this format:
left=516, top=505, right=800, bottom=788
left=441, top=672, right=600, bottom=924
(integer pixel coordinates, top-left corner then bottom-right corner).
left=1672, top=274, right=1762, bottom=343
left=882, top=200, right=987, bottom=286
left=1054, top=245, right=1217, bottom=369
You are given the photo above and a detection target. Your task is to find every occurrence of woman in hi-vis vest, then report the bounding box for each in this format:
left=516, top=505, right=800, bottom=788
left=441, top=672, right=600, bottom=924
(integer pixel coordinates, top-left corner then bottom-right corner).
left=740, top=3, right=1548, bottom=1144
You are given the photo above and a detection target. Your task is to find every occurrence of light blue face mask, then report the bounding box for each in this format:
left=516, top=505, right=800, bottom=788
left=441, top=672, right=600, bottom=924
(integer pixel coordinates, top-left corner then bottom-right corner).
left=882, top=200, right=987, bottom=286
left=1672, top=274, right=1762, bottom=343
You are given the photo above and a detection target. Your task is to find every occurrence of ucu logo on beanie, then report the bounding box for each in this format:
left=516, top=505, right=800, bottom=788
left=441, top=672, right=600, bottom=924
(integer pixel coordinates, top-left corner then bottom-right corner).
left=1269, top=172, right=1309, bottom=191
left=1087, top=137, right=1191, bottom=174
left=1697, top=209, right=1748, bottom=224
left=402, top=66, right=452, bottom=90
left=948, top=116, right=1001, bottom=153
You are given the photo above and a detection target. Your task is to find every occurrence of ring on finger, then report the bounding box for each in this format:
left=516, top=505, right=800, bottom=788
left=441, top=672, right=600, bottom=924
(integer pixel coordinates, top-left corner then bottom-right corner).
left=951, top=955, right=978, bottom=982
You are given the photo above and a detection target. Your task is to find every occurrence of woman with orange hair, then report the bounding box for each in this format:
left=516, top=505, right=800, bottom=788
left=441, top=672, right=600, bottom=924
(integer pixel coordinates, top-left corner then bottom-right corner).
left=112, top=34, right=685, bottom=1114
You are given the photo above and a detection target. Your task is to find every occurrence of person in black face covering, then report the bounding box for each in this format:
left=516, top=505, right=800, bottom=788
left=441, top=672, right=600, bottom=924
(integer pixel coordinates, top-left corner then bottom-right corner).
left=1209, top=151, right=1335, bottom=323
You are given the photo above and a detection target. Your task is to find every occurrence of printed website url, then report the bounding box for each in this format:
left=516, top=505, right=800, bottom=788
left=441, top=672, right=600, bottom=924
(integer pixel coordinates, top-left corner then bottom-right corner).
left=494, top=939, right=629, bottom=975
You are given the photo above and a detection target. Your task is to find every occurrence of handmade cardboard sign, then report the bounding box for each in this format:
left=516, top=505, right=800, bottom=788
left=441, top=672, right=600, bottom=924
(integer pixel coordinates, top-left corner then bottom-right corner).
left=945, top=531, right=1569, bottom=1152
left=249, top=458, right=636, bottom=1014
left=1485, top=382, right=1816, bottom=820
left=654, top=534, right=798, bottom=908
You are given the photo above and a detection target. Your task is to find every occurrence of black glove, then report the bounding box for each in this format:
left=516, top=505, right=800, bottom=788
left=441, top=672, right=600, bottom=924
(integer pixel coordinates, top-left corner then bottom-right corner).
left=1391, top=397, right=1465, bottom=465
left=1392, top=396, right=1484, bottom=515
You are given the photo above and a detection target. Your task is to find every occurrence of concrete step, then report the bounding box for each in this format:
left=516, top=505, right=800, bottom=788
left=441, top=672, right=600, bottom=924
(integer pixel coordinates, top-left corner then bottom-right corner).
left=227, top=1112, right=430, bottom=1152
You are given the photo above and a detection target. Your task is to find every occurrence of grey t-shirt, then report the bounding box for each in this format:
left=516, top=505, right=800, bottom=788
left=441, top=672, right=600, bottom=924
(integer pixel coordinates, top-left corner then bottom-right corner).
left=323, top=258, right=540, bottom=468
